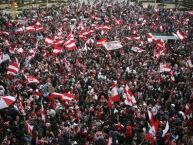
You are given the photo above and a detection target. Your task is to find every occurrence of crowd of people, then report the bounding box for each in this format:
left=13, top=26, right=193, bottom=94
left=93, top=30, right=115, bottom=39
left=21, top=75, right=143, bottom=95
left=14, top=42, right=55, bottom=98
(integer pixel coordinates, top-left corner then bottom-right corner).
left=0, top=0, right=193, bottom=145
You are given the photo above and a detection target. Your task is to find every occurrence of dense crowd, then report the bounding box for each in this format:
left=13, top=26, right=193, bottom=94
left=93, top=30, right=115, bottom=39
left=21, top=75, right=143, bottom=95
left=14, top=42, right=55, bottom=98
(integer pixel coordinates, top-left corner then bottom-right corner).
left=0, top=1, right=193, bottom=145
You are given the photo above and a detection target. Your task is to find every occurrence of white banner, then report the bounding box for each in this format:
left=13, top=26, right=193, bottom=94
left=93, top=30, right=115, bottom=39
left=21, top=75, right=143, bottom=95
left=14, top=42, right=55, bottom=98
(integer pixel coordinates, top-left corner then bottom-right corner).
left=103, top=41, right=123, bottom=51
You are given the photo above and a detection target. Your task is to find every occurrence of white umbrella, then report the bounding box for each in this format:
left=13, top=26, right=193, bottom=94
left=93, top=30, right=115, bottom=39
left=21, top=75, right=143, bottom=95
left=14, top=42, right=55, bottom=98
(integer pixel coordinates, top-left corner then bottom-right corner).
left=0, top=96, right=16, bottom=109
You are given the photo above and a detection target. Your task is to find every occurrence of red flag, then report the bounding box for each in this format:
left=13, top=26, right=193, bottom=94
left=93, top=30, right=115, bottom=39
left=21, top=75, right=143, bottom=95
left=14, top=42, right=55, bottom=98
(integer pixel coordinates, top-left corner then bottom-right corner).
left=96, top=38, right=108, bottom=47
left=25, top=122, right=33, bottom=134
left=48, top=92, right=75, bottom=101
left=7, top=58, right=20, bottom=75
left=110, top=84, right=120, bottom=102
left=26, top=75, right=39, bottom=84
left=148, top=110, right=154, bottom=126
left=131, top=47, right=144, bottom=53
left=123, top=85, right=136, bottom=106
left=45, top=37, right=54, bottom=45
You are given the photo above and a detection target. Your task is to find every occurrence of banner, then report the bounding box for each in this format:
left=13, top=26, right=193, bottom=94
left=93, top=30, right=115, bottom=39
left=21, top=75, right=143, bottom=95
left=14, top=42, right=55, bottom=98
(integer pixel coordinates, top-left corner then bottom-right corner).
left=103, top=41, right=123, bottom=51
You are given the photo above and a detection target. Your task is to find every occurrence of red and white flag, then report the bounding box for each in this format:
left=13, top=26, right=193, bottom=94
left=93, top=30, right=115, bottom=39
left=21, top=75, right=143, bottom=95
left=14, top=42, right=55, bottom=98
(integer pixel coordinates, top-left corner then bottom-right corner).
left=147, top=33, right=154, bottom=42
left=15, top=27, right=24, bottom=33
left=36, top=27, right=44, bottom=32
left=25, top=122, right=33, bottom=134
left=162, top=121, right=169, bottom=137
left=48, top=93, right=75, bottom=101
left=7, top=58, right=20, bottom=75
left=26, top=26, right=35, bottom=32
left=148, top=110, right=154, bottom=126
left=26, top=75, right=39, bottom=84
left=149, top=120, right=159, bottom=137
left=96, top=38, right=108, bottom=47
left=109, top=83, right=120, bottom=102
left=175, top=30, right=185, bottom=40
left=131, top=47, right=144, bottom=53
left=52, top=46, right=63, bottom=55
left=82, top=29, right=94, bottom=37
left=52, top=40, right=64, bottom=47
left=64, top=37, right=77, bottom=51
left=45, top=37, right=54, bottom=45
left=145, top=120, right=159, bottom=144
left=123, top=85, right=136, bottom=106
left=160, top=64, right=171, bottom=72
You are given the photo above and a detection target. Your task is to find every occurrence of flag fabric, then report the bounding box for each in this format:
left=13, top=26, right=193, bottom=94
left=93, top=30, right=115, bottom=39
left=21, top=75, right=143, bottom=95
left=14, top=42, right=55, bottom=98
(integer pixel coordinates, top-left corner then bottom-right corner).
left=96, top=38, right=108, bottom=47
left=110, top=84, right=120, bottom=102
left=26, top=75, right=39, bottom=84
left=25, top=122, right=33, bottom=134
left=26, top=26, right=35, bottom=32
left=45, top=37, right=54, bottom=45
left=82, top=29, right=94, bottom=37
left=148, top=110, right=154, bottom=126
left=175, top=31, right=185, bottom=40
left=162, top=121, right=169, bottom=137
left=123, top=85, right=136, bottom=106
left=0, top=96, right=16, bottom=109
left=149, top=120, right=159, bottom=137
left=7, top=58, right=20, bottom=75
left=131, top=47, right=144, bottom=53
left=52, top=40, right=64, bottom=47
left=160, top=64, right=171, bottom=72
left=48, top=92, right=75, bottom=101
left=52, top=46, right=63, bottom=55
left=15, top=27, right=24, bottom=33
left=103, top=41, right=122, bottom=51
left=64, top=37, right=77, bottom=51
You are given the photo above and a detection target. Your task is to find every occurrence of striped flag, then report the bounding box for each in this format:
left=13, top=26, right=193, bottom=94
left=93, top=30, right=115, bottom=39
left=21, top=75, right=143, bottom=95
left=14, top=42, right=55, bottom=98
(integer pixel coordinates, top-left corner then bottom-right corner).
left=26, top=75, right=39, bottom=84
left=96, top=38, right=108, bottom=47
left=160, top=64, right=171, bottom=72
left=109, top=83, right=120, bottom=102
left=175, top=30, right=185, bottom=40
left=64, top=36, right=77, bottom=51
left=25, top=122, right=33, bottom=134
left=148, top=110, right=154, bottom=126
left=123, top=85, right=136, bottom=106
left=131, top=47, right=144, bottom=53
left=48, top=92, right=75, bottom=101
left=45, top=37, right=54, bottom=45
left=162, top=121, right=169, bottom=137
left=7, top=58, right=20, bottom=75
